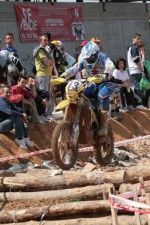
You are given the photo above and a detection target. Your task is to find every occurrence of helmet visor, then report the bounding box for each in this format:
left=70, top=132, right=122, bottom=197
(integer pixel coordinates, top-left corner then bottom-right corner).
left=85, top=53, right=98, bottom=64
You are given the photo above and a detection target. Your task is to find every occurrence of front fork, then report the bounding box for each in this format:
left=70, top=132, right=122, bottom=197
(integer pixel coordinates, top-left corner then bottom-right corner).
left=63, top=104, right=79, bottom=145
left=63, top=105, right=70, bottom=121
left=71, top=104, right=82, bottom=145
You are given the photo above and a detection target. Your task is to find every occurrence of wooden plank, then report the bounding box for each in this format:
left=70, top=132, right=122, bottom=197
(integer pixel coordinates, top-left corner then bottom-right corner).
left=0, top=170, right=125, bottom=191
left=0, top=184, right=114, bottom=202
left=0, top=200, right=110, bottom=223
left=1, top=215, right=148, bottom=225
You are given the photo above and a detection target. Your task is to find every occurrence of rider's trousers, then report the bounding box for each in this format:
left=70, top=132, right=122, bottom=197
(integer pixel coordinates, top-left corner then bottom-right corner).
left=84, top=81, right=115, bottom=111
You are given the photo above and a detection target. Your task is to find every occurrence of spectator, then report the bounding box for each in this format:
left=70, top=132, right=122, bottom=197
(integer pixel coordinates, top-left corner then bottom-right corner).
left=10, top=76, right=36, bottom=111
left=0, top=85, right=33, bottom=149
left=51, top=40, right=76, bottom=72
left=2, top=33, right=19, bottom=58
left=79, top=40, right=88, bottom=49
left=25, top=76, right=45, bottom=123
left=0, top=49, right=24, bottom=84
left=2, top=33, right=23, bottom=85
left=35, top=79, right=50, bottom=119
left=0, top=39, right=5, bottom=83
left=139, top=43, right=150, bottom=108
left=127, top=33, right=145, bottom=109
left=42, top=32, right=59, bottom=77
left=51, top=40, right=68, bottom=74
left=112, top=58, right=135, bottom=111
left=109, top=88, right=123, bottom=121
left=33, top=34, right=55, bottom=91
left=74, top=40, right=88, bottom=63
left=33, top=34, right=55, bottom=120
left=51, top=40, right=76, bottom=100
left=0, top=83, right=7, bottom=96
left=19, top=76, right=50, bottom=122
left=43, top=33, right=60, bottom=115
left=44, top=33, right=71, bottom=75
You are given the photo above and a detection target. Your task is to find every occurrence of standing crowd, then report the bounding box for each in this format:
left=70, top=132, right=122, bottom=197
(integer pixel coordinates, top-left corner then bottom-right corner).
left=0, top=32, right=149, bottom=149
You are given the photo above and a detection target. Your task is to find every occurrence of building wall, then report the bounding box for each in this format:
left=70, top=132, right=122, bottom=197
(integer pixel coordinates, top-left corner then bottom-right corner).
left=0, top=2, right=150, bottom=74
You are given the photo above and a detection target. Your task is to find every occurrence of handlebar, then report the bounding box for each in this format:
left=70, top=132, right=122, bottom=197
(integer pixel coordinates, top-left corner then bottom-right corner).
left=50, top=73, right=108, bottom=86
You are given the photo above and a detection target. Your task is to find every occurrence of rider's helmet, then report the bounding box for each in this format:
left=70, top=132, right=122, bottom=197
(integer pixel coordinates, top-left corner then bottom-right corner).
left=7, top=64, right=20, bottom=77
left=81, top=41, right=100, bottom=65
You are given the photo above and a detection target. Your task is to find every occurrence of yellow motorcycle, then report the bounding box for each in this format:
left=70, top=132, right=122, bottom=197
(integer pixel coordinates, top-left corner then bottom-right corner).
left=51, top=75, right=114, bottom=170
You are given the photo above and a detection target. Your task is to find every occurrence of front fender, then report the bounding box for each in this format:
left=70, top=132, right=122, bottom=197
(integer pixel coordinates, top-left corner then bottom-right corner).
left=56, top=100, right=70, bottom=110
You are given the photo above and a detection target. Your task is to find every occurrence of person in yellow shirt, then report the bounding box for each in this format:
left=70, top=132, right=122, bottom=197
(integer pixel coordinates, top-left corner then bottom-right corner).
left=33, top=34, right=55, bottom=91
left=33, top=34, right=55, bottom=120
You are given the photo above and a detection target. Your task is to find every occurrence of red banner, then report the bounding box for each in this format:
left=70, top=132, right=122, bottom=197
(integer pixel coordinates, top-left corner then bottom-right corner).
left=15, top=4, right=85, bottom=43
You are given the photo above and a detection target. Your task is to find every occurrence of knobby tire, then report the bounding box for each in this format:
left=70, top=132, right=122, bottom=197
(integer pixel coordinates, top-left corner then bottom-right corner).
left=95, top=125, right=114, bottom=166
left=52, top=121, right=78, bottom=170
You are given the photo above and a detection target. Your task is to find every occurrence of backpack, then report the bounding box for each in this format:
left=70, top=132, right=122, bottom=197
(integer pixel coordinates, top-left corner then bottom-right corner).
left=33, top=46, right=50, bottom=58
left=32, top=46, right=53, bottom=74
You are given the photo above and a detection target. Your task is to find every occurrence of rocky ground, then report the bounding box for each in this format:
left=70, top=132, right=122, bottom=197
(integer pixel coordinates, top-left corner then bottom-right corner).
left=0, top=109, right=150, bottom=170
left=0, top=109, right=150, bottom=225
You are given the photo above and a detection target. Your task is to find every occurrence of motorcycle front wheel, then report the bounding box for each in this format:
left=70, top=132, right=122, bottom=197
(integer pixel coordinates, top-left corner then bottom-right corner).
left=95, top=125, right=114, bottom=166
left=52, top=121, right=78, bottom=170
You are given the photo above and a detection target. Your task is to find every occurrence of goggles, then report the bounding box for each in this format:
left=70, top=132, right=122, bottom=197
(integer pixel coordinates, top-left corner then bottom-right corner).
left=85, top=53, right=98, bottom=64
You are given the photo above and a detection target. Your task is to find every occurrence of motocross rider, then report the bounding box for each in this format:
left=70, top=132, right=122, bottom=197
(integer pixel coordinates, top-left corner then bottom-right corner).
left=61, top=41, right=115, bottom=137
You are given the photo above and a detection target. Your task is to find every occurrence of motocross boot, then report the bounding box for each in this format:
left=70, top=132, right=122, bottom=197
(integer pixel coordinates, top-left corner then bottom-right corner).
left=97, top=111, right=108, bottom=137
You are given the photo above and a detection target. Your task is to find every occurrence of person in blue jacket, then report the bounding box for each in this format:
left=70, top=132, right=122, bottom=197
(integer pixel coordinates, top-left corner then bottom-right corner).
left=0, top=85, right=32, bottom=149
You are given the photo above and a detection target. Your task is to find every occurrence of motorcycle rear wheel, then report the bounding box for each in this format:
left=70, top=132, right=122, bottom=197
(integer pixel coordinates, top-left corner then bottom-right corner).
left=95, top=125, right=114, bottom=166
left=52, top=121, right=78, bottom=170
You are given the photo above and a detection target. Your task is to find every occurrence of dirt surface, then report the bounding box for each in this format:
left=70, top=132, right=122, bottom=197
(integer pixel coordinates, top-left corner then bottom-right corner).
left=0, top=109, right=150, bottom=224
left=0, top=109, right=150, bottom=170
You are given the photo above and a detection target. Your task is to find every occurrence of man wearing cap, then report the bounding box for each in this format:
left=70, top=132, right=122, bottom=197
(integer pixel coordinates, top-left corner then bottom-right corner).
left=51, top=40, right=76, bottom=100
left=51, top=40, right=68, bottom=75
left=79, top=40, right=88, bottom=48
